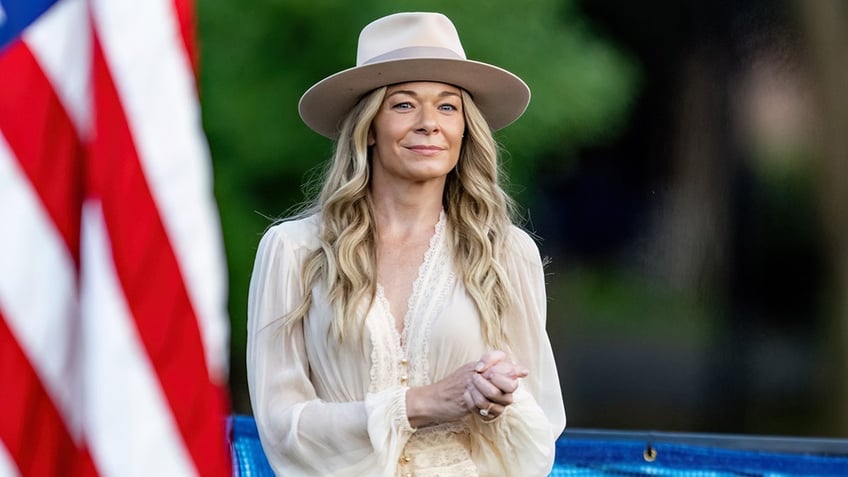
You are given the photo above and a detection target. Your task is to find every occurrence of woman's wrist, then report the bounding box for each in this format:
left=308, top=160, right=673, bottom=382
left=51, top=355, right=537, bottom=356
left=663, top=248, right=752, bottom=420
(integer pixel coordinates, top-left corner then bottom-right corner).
left=405, top=385, right=436, bottom=428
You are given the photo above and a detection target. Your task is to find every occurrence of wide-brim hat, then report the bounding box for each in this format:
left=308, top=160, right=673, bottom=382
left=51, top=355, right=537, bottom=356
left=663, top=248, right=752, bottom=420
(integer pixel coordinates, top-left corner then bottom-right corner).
left=298, top=12, right=531, bottom=139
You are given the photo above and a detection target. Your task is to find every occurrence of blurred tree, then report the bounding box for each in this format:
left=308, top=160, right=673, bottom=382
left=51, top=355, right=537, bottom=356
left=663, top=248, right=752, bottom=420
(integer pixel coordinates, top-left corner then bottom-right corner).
left=553, top=0, right=837, bottom=436
left=196, top=0, right=639, bottom=412
left=796, top=0, right=848, bottom=434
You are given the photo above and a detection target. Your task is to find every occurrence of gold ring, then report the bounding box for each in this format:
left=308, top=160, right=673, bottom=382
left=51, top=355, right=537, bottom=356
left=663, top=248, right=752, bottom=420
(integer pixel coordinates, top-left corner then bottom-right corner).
left=479, top=403, right=494, bottom=417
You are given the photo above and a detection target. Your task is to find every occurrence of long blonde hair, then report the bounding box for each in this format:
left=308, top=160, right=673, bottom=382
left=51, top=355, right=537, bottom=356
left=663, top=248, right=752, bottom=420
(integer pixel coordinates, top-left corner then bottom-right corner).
left=287, top=86, right=517, bottom=349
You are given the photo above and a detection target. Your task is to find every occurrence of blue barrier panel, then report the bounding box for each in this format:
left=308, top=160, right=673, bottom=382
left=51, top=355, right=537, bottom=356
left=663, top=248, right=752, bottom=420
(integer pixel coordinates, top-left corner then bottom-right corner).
left=553, top=433, right=848, bottom=476
left=229, top=415, right=276, bottom=477
left=228, top=415, right=848, bottom=476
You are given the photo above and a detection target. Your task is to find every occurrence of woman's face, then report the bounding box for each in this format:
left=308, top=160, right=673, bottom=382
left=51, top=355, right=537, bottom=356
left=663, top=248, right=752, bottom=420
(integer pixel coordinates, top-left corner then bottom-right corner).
left=368, top=81, right=465, bottom=186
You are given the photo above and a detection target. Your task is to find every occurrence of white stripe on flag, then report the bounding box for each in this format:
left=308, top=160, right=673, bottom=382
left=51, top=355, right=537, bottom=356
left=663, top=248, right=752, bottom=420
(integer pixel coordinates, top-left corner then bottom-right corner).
left=23, top=0, right=91, bottom=137
left=0, top=132, right=82, bottom=441
left=90, top=0, right=229, bottom=381
left=0, top=441, right=21, bottom=477
left=80, top=201, right=197, bottom=477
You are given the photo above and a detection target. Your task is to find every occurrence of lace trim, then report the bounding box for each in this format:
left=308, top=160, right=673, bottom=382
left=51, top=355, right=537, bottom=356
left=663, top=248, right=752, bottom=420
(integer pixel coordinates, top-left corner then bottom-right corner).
left=405, top=212, right=454, bottom=386
left=369, top=211, right=454, bottom=391
left=397, top=421, right=478, bottom=476
left=400, top=211, right=447, bottom=345
left=376, top=285, right=406, bottom=357
left=368, top=286, right=405, bottom=392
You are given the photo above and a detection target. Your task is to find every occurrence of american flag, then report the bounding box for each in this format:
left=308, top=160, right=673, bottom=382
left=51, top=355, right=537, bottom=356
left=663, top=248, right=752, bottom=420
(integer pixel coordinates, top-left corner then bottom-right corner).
left=0, top=0, right=231, bottom=475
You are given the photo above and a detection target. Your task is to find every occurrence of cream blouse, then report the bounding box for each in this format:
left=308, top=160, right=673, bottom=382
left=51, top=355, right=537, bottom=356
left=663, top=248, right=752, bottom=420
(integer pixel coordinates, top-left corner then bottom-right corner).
left=247, top=213, right=566, bottom=477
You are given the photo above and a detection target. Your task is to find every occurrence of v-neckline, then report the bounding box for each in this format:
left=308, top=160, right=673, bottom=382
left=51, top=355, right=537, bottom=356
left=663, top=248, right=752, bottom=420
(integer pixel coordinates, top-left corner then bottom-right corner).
left=376, top=211, right=446, bottom=349
left=366, top=211, right=456, bottom=391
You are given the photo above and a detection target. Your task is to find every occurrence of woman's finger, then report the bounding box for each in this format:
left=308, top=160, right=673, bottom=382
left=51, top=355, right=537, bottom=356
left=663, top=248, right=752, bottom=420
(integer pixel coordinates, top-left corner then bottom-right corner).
left=466, top=383, right=505, bottom=419
left=467, top=379, right=497, bottom=408
left=462, top=389, right=476, bottom=412
left=483, top=362, right=528, bottom=380
left=474, top=350, right=507, bottom=373
left=483, top=370, right=520, bottom=394
left=473, top=373, right=514, bottom=406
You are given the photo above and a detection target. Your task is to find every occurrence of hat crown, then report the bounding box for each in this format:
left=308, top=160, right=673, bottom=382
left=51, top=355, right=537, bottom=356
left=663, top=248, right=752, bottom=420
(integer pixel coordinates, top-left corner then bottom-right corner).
left=299, top=11, right=529, bottom=139
left=356, top=12, right=467, bottom=66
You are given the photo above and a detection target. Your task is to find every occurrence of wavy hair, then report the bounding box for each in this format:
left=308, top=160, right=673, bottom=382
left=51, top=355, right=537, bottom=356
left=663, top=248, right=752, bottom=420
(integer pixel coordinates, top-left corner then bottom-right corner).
left=286, top=86, right=516, bottom=350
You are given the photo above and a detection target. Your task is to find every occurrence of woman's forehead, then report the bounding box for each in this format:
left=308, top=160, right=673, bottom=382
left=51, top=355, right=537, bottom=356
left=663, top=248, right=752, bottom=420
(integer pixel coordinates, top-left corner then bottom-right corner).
left=384, top=81, right=462, bottom=95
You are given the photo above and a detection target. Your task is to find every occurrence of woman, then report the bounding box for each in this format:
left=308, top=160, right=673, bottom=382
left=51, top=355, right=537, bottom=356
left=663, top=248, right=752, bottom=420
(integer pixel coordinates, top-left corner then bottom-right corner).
left=247, top=12, right=566, bottom=477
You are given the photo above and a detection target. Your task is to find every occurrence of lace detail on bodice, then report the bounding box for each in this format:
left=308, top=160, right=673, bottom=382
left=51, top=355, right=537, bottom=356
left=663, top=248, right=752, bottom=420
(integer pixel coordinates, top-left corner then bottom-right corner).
left=368, top=286, right=406, bottom=392
left=396, top=421, right=479, bottom=477
left=367, top=212, right=455, bottom=392
left=403, top=212, right=455, bottom=386
left=366, top=213, right=476, bottom=474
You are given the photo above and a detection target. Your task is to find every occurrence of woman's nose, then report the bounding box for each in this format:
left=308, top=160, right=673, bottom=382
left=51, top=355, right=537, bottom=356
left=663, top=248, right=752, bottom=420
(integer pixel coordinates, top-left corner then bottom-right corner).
left=415, top=106, right=439, bottom=134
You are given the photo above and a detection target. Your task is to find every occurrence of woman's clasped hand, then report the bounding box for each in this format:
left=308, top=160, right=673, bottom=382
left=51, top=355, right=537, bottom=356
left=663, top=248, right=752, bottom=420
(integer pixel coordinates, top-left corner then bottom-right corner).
left=405, top=350, right=528, bottom=428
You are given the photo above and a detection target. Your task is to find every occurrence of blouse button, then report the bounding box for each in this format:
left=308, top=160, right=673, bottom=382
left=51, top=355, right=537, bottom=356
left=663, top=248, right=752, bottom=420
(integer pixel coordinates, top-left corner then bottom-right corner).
left=400, top=375, right=408, bottom=385
left=400, top=358, right=408, bottom=366
left=400, top=455, right=411, bottom=463
left=404, top=473, right=413, bottom=477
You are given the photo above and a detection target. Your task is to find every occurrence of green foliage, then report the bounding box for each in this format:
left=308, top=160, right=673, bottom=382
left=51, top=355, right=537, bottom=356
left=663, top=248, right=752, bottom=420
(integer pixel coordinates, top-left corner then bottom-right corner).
left=196, top=0, right=640, bottom=407
left=551, top=265, right=714, bottom=339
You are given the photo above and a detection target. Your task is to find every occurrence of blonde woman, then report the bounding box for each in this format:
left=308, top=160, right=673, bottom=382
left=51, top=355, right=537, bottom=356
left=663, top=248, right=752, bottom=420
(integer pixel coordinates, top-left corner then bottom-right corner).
left=247, top=12, right=566, bottom=477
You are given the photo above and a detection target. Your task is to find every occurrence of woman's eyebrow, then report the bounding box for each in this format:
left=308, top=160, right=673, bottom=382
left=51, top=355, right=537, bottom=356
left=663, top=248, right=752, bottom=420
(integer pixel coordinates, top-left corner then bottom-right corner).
left=387, top=90, right=461, bottom=99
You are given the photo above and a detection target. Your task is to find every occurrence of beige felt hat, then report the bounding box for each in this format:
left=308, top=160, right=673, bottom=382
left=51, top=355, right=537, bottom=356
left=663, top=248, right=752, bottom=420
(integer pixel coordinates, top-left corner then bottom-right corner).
left=298, top=12, right=531, bottom=139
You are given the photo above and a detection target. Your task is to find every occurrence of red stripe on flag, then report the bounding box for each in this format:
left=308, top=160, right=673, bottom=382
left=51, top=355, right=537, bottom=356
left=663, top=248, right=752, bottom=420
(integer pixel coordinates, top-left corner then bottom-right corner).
left=171, top=0, right=198, bottom=73
left=0, top=41, right=84, bottom=266
left=0, top=313, right=98, bottom=477
left=87, top=37, right=230, bottom=476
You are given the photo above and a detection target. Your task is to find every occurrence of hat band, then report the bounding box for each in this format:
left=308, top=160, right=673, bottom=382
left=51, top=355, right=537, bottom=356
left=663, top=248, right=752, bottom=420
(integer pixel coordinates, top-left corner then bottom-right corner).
left=362, top=46, right=465, bottom=66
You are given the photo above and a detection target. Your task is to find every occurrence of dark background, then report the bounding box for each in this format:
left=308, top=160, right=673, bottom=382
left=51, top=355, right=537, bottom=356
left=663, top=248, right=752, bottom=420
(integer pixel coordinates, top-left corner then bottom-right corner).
left=197, top=0, right=848, bottom=437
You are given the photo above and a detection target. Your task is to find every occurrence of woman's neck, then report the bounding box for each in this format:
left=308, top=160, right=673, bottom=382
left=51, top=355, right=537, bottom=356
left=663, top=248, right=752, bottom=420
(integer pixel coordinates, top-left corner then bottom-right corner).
left=370, top=181, right=444, bottom=241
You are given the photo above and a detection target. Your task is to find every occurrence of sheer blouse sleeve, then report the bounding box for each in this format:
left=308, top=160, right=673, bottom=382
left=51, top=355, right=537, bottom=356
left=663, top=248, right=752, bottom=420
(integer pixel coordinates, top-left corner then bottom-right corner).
left=469, top=227, right=567, bottom=477
left=246, top=220, right=415, bottom=477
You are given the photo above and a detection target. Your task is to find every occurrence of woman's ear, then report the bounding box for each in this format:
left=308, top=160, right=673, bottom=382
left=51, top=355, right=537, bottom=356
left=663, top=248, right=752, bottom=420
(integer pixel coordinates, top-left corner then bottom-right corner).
left=367, top=130, right=375, bottom=146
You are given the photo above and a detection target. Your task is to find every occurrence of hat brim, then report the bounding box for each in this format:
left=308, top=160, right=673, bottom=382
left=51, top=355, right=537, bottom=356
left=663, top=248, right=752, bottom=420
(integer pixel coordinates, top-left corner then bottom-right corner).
left=298, top=57, right=530, bottom=139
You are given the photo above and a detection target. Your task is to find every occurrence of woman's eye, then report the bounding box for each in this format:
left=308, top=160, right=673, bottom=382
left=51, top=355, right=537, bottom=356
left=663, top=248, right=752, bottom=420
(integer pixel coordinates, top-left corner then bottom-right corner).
left=439, top=104, right=458, bottom=111
left=393, top=102, right=412, bottom=110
